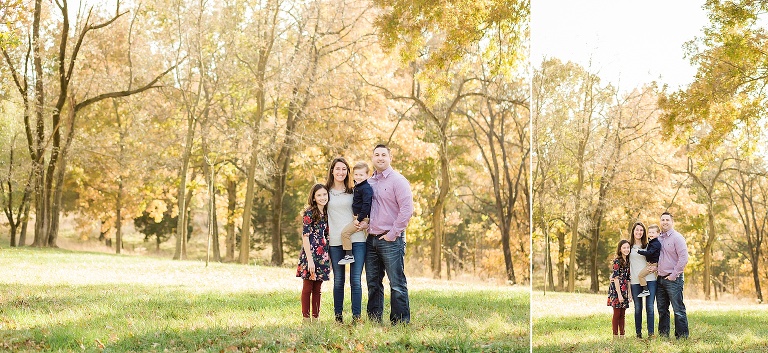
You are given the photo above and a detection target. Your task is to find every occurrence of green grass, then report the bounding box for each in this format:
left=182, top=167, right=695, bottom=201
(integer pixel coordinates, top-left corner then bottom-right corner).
left=0, top=248, right=529, bottom=352
left=532, top=291, right=768, bottom=352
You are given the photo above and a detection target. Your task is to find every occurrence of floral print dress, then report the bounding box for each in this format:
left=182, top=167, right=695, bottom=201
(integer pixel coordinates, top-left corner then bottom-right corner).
left=607, top=257, right=630, bottom=308
left=296, top=209, right=331, bottom=281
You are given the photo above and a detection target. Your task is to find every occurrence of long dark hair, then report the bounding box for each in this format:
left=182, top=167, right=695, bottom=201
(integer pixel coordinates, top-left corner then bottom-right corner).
left=631, top=222, right=647, bottom=248
left=324, top=157, right=353, bottom=194
left=306, top=183, right=328, bottom=223
left=615, top=239, right=630, bottom=268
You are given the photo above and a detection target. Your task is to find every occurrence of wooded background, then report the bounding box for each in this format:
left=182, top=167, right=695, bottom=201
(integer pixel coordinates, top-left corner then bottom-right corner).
left=0, top=0, right=529, bottom=283
left=533, top=1, right=768, bottom=301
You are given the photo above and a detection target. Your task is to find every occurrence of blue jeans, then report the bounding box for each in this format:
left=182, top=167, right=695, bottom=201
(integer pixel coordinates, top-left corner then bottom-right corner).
left=656, top=274, right=689, bottom=338
left=631, top=281, right=656, bottom=336
left=329, top=242, right=366, bottom=318
left=366, top=234, right=409, bottom=324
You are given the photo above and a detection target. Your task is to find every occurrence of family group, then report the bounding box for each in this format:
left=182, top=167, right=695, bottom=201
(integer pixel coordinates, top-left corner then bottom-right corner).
left=295, top=144, right=413, bottom=326
left=608, top=212, right=690, bottom=340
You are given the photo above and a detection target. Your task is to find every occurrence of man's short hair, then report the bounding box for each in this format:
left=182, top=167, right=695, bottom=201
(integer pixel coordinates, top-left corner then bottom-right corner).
left=661, top=211, right=673, bottom=219
left=353, top=162, right=369, bottom=172
left=373, top=144, right=390, bottom=153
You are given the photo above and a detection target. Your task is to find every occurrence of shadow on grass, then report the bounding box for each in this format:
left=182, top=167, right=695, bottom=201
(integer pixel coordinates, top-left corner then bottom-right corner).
left=534, top=311, right=768, bottom=353
left=1, top=284, right=528, bottom=352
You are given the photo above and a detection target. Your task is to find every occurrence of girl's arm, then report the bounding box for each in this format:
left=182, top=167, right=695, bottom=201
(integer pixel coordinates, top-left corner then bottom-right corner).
left=302, top=212, right=315, bottom=279
left=610, top=259, right=624, bottom=303
left=613, top=276, right=624, bottom=303
left=303, top=234, right=315, bottom=279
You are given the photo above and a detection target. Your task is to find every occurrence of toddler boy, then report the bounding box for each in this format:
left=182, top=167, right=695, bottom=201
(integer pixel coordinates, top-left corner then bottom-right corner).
left=338, top=162, right=373, bottom=265
left=637, top=224, right=662, bottom=297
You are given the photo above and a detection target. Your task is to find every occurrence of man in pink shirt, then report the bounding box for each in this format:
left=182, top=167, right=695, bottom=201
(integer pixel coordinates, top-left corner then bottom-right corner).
left=656, top=211, right=689, bottom=339
left=365, top=144, right=414, bottom=325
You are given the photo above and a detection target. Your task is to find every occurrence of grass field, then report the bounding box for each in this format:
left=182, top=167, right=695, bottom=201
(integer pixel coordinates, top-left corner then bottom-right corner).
left=0, top=247, right=529, bottom=352
left=532, top=290, right=768, bottom=353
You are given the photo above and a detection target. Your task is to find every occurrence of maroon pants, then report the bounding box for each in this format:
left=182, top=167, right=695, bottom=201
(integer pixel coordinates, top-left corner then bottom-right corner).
left=301, top=279, right=323, bottom=318
left=612, top=308, right=626, bottom=335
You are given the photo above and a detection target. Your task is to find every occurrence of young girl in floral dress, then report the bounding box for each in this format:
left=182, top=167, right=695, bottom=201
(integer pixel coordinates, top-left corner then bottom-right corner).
left=296, top=184, right=331, bottom=322
left=607, top=239, right=632, bottom=339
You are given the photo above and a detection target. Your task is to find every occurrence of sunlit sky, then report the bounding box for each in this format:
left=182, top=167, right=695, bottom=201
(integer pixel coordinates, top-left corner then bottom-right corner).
left=531, top=1, right=710, bottom=91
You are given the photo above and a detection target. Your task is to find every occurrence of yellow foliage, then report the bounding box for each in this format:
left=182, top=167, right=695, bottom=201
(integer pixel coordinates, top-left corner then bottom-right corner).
left=146, top=200, right=169, bottom=223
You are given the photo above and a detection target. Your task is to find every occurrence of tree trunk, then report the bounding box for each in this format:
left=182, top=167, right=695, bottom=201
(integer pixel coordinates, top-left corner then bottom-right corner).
left=173, top=116, right=196, bottom=260
left=43, top=0, right=77, bottom=248
left=9, top=222, right=17, bottom=247
left=43, top=118, right=62, bottom=247
left=32, top=171, right=46, bottom=247
left=431, top=135, right=451, bottom=279
left=114, top=100, right=126, bottom=254
left=201, top=124, right=221, bottom=263
left=238, top=0, right=278, bottom=264
left=2, top=27, right=33, bottom=249
left=501, top=221, right=515, bottom=283
left=704, top=203, right=715, bottom=300
left=446, top=253, right=452, bottom=281
left=239, top=148, right=258, bottom=265
left=3, top=140, right=23, bottom=247
left=557, top=227, right=565, bottom=291
left=47, top=154, right=65, bottom=248
left=30, top=0, right=46, bottom=248
left=185, top=186, right=194, bottom=244
left=204, top=166, right=219, bottom=262
left=588, top=220, right=602, bottom=293
left=226, top=178, right=237, bottom=262
left=269, top=131, right=294, bottom=266
left=115, top=178, right=123, bottom=254
left=211, top=203, right=221, bottom=262
left=589, top=178, right=608, bottom=293
left=546, top=230, right=555, bottom=290
left=269, top=86, right=303, bottom=266
left=752, top=259, right=763, bottom=302
left=568, top=163, right=584, bottom=292
left=19, top=200, right=31, bottom=246
left=270, top=180, right=284, bottom=265
left=48, top=99, right=78, bottom=249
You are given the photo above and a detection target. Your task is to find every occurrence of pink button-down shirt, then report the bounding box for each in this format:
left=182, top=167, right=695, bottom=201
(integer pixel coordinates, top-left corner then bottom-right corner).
left=368, top=166, right=414, bottom=238
left=657, top=228, right=688, bottom=279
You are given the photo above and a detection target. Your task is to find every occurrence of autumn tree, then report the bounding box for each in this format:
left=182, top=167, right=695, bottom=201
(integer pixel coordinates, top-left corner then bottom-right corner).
left=723, top=153, right=767, bottom=302
left=371, top=0, right=529, bottom=279
left=233, top=0, right=281, bottom=265
left=0, top=103, right=33, bottom=247
left=1, top=0, right=34, bottom=247
left=458, top=25, right=529, bottom=283
left=656, top=0, right=768, bottom=300
left=659, top=0, right=768, bottom=148
left=2, top=0, right=175, bottom=250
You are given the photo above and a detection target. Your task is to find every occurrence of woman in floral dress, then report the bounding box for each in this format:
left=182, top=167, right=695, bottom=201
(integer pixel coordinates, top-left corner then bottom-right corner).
left=296, top=183, right=331, bottom=322
left=607, top=239, right=632, bottom=338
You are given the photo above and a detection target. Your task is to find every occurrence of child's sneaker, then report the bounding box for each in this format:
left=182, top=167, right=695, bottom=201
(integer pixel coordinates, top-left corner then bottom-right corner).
left=338, top=255, right=355, bottom=265
left=637, top=290, right=650, bottom=298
